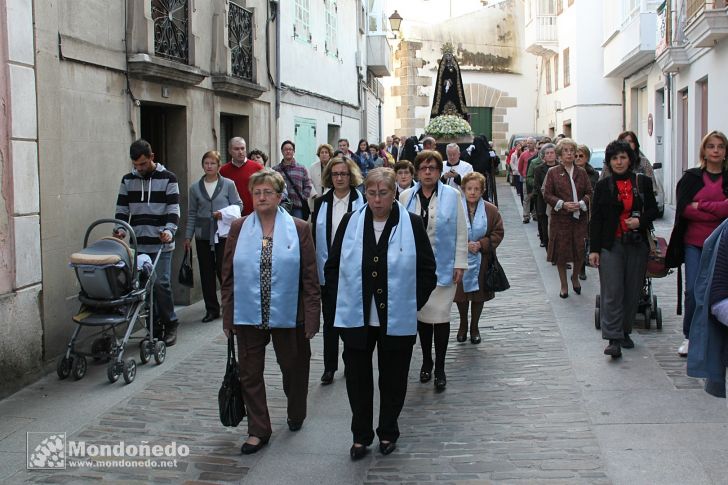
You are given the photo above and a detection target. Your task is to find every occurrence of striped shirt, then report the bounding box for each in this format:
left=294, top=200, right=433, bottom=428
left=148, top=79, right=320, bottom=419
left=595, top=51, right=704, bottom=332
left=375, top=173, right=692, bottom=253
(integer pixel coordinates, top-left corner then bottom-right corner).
left=115, top=163, right=180, bottom=253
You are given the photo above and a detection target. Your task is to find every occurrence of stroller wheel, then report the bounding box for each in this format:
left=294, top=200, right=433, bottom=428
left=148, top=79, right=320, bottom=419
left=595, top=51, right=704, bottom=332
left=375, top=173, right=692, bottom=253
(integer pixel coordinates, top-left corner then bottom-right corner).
left=652, top=294, right=658, bottom=313
left=139, top=339, right=152, bottom=364
left=107, top=360, right=121, bottom=383
left=595, top=295, right=600, bottom=308
left=655, top=308, right=663, bottom=329
left=154, top=341, right=167, bottom=365
left=643, top=308, right=651, bottom=329
left=72, top=356, right=87, bottom=380
left=57, top=356, right=73, bottom=380
left=122, top=359, right=137, bottom=384
left=594, top=307, right=601, bottom=330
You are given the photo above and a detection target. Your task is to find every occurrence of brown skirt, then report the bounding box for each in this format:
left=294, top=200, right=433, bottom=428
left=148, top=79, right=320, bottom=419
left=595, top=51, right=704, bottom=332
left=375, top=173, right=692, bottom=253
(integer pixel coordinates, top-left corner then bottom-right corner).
left=547, top=215, right=587, bottom=266
left=453, top=253, right=495, bottom=303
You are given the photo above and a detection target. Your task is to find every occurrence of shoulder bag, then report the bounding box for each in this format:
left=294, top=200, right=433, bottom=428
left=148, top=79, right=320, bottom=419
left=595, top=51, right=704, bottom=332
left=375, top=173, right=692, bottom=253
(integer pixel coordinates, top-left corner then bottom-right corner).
left=484, top=238, right=510, bottom=292
left=178, top=248, right=194, bottom=288
left=218, top=336, right=246, bottom=427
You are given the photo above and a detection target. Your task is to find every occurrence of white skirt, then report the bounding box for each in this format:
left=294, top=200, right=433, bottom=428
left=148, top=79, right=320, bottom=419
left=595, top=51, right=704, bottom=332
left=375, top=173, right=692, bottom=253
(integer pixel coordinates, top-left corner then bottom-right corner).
left=417, top=284, right=457, bottom=324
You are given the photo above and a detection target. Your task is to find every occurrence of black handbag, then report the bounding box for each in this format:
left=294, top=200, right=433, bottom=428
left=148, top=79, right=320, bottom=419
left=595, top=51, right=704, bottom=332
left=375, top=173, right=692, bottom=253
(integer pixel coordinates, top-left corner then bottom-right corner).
left=218, top=336, right=246, bottom=427
left=178, top=248, right=194, bottom=288
left=484, top=240, right=510, bottom=292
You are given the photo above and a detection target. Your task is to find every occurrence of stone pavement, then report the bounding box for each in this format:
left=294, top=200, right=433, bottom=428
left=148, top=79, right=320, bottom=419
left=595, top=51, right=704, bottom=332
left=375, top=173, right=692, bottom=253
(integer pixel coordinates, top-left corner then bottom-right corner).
left=1, top=179, right=727, bottom=484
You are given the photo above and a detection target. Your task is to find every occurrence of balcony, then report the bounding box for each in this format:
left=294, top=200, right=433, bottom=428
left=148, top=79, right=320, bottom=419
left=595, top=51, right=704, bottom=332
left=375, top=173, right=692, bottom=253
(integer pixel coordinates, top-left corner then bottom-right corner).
left=655, top=44, right=690, bottom=72
left=685, top=0, right=728, bottom=48
left=366, top=34, right=393, bottom=77
left=525, top=15, right=558, bottom=57
left=603, top=12, right=657, bottom=77
left=126, top=0, right=206, bottom=86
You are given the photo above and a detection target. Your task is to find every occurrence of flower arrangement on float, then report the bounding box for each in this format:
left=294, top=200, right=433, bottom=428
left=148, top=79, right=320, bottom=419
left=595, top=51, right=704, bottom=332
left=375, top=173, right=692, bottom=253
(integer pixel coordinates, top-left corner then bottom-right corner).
left=424, top=115, right=473, bottom=139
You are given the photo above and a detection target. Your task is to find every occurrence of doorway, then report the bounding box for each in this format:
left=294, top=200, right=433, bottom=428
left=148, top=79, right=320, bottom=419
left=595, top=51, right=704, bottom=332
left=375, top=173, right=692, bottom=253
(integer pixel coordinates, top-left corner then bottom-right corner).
left=679, top=89, right=689, bottom=172
left=469, top=107, right=493, bottom=140
left=220, top=114, right=250, bottom=164
left=294, top=117, right=317, bottom=168
left=140, top=103, right=190, bottom=304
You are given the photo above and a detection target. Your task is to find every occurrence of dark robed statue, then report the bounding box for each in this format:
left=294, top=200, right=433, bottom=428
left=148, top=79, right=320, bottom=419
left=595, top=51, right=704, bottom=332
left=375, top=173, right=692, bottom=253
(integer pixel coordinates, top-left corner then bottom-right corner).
left=431, top=44, right=468, bottom=119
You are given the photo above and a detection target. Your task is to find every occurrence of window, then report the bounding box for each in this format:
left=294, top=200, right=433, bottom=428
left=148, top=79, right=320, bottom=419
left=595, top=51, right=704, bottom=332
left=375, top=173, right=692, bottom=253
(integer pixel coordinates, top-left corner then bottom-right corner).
left=553, top=54, right=559, bottom=91
left=545, top=58, right=552, bottom=94
left=563, top=48, right=570, bottom=87
left=557, top=0, right=563, bottom=14
left=325, top=0, right=338, bottom=57
left=294, top=0, right=311, bottom=42
left=698, top=78, right=709, bottom=141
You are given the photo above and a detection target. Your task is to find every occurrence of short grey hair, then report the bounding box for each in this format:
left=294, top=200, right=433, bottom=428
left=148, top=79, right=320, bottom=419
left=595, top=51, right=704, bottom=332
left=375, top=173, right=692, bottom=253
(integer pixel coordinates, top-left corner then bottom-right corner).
left=446, top=143, right=460, bottom=152
left=422, top=136, right=436, bottom=147
left=228, top=137, right=246, bottom=150
left=539, top=143, right=556, bottom=159
left=364, top=167, right=396, bottom=192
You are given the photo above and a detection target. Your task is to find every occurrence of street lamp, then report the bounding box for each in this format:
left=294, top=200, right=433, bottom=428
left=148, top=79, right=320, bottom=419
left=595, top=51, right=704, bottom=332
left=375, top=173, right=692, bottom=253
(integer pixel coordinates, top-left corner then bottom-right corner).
left=388, top=10, right=403, bottom=32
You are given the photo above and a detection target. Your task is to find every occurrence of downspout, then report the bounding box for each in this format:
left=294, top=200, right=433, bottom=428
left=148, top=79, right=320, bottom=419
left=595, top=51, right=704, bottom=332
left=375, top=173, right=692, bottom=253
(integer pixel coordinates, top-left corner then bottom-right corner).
left=622, top=78, right=627, bottom=131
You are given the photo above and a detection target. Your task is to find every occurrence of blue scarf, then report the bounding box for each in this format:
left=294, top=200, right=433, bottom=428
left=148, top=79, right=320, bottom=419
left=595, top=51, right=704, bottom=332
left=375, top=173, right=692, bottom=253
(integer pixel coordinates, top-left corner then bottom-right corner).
left=315, top=189, right=364, bottom=285
left=334, top=202, right=418, bottom=336
left=404, top=180, right=460, bottom=286
left=462, top=197, right=488, bottom=292
left=233, top=207, right=300, bottom=328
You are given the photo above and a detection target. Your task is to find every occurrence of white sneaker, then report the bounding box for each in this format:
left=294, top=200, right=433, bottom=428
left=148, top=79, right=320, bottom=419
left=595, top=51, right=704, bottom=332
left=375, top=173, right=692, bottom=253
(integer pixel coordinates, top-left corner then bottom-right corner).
left=678, top=339, right=689, bottom=357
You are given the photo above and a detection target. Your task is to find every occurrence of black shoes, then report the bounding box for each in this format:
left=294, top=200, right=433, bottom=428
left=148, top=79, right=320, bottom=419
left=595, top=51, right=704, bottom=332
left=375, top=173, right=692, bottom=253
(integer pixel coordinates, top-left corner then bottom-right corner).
left=320, top=370, right=335, bottom=385
left=621, top=333, right=635, bottom=349
left=163, top=321, right=178, bottom=347
left=573, top=285, right=581, bottom=295
left=456, top=333, right=467, bottom=343
left=287, top=419, right=303, bottom=431
left=559, top=292, right=568, bottom=299
left=379, top=441, right=396, bottom=455
left=201, top=312, right=219, bottom=323
left=434, top=374, right=446, bottom=391
left=419, top=366, right=432, bottom=383
left=350, top=444, right=368, bottom=460
left=470, top=334, right=481, bottom=344
left=604, top=340, right=622, bottom=358
left=241, top=437, right=268, bottom=455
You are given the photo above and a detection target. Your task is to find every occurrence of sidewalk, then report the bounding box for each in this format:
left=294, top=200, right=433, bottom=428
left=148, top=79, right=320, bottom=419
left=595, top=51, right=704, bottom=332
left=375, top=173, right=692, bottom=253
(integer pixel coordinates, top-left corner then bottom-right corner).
left=1, top=180, right=726, bottom=484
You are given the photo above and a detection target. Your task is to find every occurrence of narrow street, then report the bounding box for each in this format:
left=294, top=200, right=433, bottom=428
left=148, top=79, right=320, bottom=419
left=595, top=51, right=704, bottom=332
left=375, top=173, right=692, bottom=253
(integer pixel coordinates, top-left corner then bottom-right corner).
left=2, top=180, right=728, bottom=484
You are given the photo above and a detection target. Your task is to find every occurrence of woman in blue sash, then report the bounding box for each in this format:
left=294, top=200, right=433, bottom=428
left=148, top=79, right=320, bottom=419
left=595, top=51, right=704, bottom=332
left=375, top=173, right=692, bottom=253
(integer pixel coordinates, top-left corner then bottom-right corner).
left=312, top=156, right=364, bottom=385
left=400, top=150, right=469, bottom=391
left=454, top=172, right=504, bottom=344
left=324, top=168, right=436, bottom=460
left=221, top=169, right=321, bottom=455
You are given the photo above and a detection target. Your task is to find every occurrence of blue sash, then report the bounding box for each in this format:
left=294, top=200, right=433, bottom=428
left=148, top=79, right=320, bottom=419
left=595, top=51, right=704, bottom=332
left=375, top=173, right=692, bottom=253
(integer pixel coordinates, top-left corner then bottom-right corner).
left=315, top=189, right=364, bottom=285
left=233, top=207, right=300, bottom=328
left=404, top=180, right=461, bottom=286
left=462, top=197, right=488, bottom=293
left=334, top=202, right=418, bottom=336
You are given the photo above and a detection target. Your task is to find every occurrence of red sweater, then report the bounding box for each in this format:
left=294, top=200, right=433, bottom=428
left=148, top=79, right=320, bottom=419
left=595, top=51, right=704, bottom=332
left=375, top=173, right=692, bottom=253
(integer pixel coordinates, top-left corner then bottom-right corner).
left=219, top=159, right=263, bottom=216
left=683, top=172, right=728, bottom=248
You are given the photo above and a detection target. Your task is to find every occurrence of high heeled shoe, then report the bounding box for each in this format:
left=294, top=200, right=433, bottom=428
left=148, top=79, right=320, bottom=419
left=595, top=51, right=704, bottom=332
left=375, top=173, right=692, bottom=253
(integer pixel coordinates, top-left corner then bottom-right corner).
left=470, top=334, right=481, bottom=344
left=456, top=332, right=467, bottom=343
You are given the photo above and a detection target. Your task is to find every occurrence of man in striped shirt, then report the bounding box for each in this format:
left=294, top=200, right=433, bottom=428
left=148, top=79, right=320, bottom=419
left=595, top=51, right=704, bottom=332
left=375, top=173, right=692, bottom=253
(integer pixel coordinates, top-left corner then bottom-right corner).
left=114, top=139, right=181, bottom=346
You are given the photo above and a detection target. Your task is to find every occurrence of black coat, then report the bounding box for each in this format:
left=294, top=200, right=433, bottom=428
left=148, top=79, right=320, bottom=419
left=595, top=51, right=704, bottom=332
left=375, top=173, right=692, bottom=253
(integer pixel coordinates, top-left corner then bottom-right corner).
left=311, top=187, right=363, bottom=251
left=666, top=167, right=728, bottom=267
left=589, top=173, right=658, bottom=253
left=323, top=207, right=436, bottom=350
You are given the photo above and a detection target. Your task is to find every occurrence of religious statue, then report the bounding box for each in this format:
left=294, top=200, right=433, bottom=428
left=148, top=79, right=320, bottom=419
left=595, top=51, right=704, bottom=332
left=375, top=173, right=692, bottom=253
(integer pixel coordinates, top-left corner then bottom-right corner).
left=430, top=43, right=468, bottom=119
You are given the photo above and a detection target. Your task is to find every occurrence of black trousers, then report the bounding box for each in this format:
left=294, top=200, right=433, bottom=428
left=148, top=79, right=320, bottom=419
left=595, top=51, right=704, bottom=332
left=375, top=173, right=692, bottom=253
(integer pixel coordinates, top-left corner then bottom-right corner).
left=195, top=237, right=226, bottom=315
left=342, top=326, right=414, bottom=445
left=537, top=214, right=549, bottom=249
left=321, top=286, right=340, bottom=371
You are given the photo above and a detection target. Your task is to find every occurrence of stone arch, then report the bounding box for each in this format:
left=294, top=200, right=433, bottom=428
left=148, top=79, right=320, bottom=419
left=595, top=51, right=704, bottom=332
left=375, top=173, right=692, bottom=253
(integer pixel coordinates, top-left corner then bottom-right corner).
left=464, top=83, right=516, bottom=155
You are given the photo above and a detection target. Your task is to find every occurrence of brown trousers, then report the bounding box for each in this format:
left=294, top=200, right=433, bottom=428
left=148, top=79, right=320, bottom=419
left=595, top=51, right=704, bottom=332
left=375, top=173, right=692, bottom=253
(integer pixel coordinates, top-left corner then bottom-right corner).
left=235, top=325, right=311, bottom=439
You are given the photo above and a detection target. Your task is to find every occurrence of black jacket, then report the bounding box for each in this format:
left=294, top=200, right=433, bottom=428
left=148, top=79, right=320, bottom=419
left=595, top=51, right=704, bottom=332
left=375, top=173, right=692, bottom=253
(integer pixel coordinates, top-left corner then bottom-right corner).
left=666, top=168, right=728, bottom=267
left=323, top=207, right=436, bottom=350
left=589, top=173, right=658, bottom=253
left=311, top=187, right=363, bottom=251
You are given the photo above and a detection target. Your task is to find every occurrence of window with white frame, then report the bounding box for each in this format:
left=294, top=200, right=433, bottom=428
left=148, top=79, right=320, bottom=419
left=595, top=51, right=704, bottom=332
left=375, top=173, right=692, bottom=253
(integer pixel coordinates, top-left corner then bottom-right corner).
left=325, top=0, right=338, bottom=57
left=295, top=0, right=311, bottom=42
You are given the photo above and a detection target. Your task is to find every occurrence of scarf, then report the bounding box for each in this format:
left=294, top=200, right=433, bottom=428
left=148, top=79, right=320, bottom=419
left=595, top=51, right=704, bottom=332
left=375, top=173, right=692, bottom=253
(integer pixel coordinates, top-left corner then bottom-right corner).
left=462, top=197, right=488, bottom=292
left=315, top=188, right=364, bottom=284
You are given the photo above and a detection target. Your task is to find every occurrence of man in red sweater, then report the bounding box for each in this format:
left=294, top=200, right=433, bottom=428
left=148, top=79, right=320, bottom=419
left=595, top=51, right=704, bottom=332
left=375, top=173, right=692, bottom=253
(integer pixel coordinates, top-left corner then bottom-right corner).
left=219, top=137, right=263, bottom=216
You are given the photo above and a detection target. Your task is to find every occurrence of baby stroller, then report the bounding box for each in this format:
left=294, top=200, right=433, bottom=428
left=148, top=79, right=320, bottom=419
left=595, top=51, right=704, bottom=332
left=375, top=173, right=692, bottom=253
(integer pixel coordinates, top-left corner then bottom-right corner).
left=57, top=219, right=166, bottom=384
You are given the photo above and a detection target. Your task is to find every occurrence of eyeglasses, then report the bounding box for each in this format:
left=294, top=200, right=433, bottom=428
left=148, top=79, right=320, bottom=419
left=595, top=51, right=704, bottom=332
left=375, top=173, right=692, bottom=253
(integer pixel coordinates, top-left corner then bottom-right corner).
left=366, top=190, right=393, bottom=199
left=252, top=189, right=278, bottom=198
left=418, top=165, right=438, bottom=172
left=331, top=172, right=350, bottom=178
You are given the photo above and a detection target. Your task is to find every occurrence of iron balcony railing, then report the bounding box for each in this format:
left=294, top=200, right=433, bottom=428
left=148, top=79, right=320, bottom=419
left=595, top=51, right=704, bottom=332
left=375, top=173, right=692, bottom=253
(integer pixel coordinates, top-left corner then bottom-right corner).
left=229, top=2, right=254, bottom=81
left=152, top=0, right=189, bottom=64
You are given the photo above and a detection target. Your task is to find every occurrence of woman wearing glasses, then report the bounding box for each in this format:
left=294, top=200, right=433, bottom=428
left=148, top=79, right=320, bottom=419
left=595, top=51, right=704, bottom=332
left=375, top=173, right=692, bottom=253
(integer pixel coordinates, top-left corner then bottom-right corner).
left=312, top=156, right=365, bottom=385
left=221, top=169, right=320, bottom=455
left=325, top=167, right=436, bottom=459
left=400, top=150, right=468, bottom=391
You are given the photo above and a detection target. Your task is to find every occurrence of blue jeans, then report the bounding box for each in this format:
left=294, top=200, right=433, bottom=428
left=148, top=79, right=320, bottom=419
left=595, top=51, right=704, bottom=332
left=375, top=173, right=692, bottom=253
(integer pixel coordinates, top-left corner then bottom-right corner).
left=146, top=250, right=177, bottom=325
left=683, top=244, right=702, bottom=339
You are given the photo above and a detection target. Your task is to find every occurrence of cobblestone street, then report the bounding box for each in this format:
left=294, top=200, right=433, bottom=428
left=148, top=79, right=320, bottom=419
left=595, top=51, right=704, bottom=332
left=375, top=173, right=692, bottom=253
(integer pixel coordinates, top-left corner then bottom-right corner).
left=2, top=180, right=728, bottom=484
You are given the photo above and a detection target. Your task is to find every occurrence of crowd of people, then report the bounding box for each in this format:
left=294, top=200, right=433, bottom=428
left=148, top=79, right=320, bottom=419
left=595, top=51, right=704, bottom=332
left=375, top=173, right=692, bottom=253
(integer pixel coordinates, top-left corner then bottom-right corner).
left=113, top=126, right=728, bottom=460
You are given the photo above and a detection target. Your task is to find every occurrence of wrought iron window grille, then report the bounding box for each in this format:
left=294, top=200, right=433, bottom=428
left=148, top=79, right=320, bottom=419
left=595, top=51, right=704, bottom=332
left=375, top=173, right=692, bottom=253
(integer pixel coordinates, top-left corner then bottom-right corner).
left=229, top=2, right=254, bottom=81
left=152, top=0, right=190, bottom=64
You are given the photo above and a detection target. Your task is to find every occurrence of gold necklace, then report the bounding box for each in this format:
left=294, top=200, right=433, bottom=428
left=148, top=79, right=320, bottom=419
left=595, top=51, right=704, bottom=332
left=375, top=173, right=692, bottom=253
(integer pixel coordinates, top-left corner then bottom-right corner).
left=261, top=226, right=274, bottom=247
